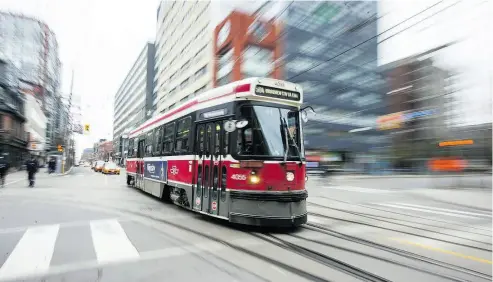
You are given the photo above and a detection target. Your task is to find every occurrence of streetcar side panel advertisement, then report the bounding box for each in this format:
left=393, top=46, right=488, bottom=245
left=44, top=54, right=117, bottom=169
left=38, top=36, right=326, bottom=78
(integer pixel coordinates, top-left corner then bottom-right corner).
left=143, top=160, right=168, bottom=182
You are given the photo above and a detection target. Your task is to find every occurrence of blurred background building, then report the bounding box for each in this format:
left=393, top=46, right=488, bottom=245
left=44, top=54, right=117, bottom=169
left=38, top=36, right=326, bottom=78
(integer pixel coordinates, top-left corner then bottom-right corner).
left=0, top=11, right=70, bottom=168
left=153, top=1, right=212, bottom=115
left=80, top=147, right=95, bottom=163
left=112, top=42, right=155, bottom=166
left=280, top=1, right=389, bottom=172
left=0, top=59, right=28, bottom=168
left=93, top=139, right=113, bottom=162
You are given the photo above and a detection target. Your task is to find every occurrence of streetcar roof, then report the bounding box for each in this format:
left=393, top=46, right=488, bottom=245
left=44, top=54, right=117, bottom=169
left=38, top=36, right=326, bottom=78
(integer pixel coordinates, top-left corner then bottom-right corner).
left=129, top=77, right=303, bottom=138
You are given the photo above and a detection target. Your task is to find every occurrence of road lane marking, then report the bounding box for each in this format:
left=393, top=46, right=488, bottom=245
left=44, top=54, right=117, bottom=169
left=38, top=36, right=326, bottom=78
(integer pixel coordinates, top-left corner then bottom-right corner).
left=0, top=224, right=59, bottom=280
left=374, top=203, right=478, bottom=219
left=90, top=219, right=139, bottom=263
left=4, top=179, right=24, bottom=186
left=390, top=238, right=492, bottom=264
left=395, top=203, right=492, bottom=217
left=323, top=186, right=394, bottom=193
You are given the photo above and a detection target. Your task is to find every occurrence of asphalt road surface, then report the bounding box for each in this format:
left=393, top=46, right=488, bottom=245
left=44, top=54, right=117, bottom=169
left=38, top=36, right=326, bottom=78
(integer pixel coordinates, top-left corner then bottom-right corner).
left=0, top=168, right=490, bottom=282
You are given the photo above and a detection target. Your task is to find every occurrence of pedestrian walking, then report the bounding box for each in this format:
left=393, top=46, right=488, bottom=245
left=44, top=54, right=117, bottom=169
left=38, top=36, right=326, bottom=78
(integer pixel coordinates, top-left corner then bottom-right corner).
left=25, top=155, right=39, bottom=188
left=48, top=157, right=56, bottom=174
left=0, top=153, right=10, bottom=188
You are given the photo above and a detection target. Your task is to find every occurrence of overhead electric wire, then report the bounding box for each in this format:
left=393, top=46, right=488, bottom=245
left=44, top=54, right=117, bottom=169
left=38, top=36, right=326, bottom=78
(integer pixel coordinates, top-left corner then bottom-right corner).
left=287, top=0, right=452, bottom=81
left=377, top=0, right=462, bottom=44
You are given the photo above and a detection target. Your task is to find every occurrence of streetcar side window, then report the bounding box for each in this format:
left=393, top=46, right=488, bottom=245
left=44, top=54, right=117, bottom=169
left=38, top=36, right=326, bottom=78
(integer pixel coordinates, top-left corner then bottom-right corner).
left=214, top=123, right=221, bottom=155
left=137, top=139, right=145, bottom=158
left=196, top=124, right=205, bottom=154
left=205, top=124, right=212, bottom=156
left=128, top=138, right=134, bottom=158
left=154, top=126, right=163, bottom=155
left=145, top=131, right=153, bottom=157
left=134, top=138, right=139, bottom=157
left=175, top=117, right=191, bottom=153
left=162, top=123, right=175, bottom=154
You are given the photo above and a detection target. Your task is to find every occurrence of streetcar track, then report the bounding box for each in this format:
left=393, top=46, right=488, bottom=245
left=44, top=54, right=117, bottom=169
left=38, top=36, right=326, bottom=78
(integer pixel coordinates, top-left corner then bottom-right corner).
left=308, top=211, right=491, bottom=252
left=315, top=197, right=492, bottom=232
left=124, top=211, right=331, bottom=282
left=250, top=233, right=392, bottom=282
left=11, top=190, right=491, bottom=281
left=16, top=194, right=329, bottom=282
left=309, top=209, right=491, bottom=247
left=309, top=202, right=492, bottom=238
left=289, top=233, right=489, bottom=282
left=304, top=223, right=492, bottom=281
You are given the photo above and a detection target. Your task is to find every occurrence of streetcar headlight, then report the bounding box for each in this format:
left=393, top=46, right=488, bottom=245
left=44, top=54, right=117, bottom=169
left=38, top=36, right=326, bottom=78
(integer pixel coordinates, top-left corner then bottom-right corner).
left=286, top=172, right=295, bottom=182
left=248, top=175, right=260, bottom=184
left=305, top=175, right=308, bottom=182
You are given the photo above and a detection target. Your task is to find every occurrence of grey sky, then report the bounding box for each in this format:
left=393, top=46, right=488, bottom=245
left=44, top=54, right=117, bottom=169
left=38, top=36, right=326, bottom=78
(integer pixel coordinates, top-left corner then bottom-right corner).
left=0, top=0, right=159, bottom=154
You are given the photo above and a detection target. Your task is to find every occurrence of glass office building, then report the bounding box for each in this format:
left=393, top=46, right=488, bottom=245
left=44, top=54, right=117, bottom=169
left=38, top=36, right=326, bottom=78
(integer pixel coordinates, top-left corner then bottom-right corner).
left=282, top=1, right=389, bottom=165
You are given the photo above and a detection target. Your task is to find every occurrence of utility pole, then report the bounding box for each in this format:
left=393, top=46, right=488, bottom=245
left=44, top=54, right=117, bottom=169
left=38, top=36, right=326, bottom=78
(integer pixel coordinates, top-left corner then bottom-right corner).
left=62, top=70, right=74, bottom=174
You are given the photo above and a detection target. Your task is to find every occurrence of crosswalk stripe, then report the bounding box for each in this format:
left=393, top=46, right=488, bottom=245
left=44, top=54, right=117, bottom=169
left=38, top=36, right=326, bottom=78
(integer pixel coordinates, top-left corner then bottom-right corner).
left=0, top=225, right=59, bottom=280
left=90, top=219, right=139, bottom=263
left=395, top=203, right=492, bottom=218
left=374, top=203, right=478, bottom=219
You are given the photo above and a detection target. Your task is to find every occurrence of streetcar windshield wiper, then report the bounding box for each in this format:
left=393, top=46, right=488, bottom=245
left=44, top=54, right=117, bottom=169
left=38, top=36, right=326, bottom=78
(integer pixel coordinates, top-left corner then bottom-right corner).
left=282, top=116, right=303, bottom=164
left=280, top=113, right=289, bottom=163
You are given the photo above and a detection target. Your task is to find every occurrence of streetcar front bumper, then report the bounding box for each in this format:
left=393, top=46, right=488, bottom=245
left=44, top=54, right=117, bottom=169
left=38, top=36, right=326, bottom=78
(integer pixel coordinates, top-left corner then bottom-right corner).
left=228, top=190, right=308, bottom=227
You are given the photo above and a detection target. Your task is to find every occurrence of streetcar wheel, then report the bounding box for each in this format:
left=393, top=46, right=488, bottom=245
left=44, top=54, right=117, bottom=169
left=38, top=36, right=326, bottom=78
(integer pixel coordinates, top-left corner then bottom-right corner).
left=126, top=175, right=131, bottom=186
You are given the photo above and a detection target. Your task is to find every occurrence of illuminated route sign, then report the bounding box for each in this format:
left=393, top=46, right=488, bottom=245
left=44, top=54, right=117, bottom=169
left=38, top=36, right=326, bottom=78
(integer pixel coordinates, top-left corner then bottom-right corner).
left=254, top=85, right=300, bottom=101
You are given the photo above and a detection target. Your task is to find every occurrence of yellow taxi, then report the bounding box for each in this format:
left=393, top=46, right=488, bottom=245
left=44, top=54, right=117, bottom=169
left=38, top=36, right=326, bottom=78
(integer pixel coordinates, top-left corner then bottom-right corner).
left=102, top=162, right=120, bottom=175
left=93, top=161, right=105, bottom=172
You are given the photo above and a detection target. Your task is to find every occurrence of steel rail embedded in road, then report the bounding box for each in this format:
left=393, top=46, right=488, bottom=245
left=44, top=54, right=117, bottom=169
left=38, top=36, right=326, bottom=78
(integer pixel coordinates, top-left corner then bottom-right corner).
left=288, top=233, right=477, bottom=282
left=93, top=204, right=332, bottom=282
left=315, top=197, right=493, bottom=232
left=308, top=211, right=492, bottom=251
left=309, top=202, right=492, bottom=238
left=251, top=233, right=392, bottom=282
left=304, top=223, right=492, bottom=281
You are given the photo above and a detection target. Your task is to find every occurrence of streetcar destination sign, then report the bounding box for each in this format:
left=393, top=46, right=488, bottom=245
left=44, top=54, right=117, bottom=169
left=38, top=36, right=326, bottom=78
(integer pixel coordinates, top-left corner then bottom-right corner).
left=254, top=85, right=300, bottom=101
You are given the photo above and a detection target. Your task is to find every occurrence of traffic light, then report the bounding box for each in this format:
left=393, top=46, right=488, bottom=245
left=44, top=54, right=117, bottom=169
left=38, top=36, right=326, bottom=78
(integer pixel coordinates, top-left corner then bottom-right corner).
left=57, top=145, right=63, bottom=152
left=84, top=124, right=90, bottom=133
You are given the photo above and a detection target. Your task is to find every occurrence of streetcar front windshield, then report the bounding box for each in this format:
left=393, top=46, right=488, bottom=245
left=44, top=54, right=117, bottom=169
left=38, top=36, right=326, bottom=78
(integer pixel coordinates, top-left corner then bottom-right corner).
left=237, top=105, right=303, bottom=159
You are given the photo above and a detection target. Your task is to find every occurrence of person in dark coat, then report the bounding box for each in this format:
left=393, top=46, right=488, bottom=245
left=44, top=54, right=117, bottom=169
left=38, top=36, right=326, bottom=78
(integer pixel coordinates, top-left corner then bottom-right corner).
left=48, top=157, right=56, bottom=174
left=0, top=153, right=10, bottom=188
left=25, top=155, right=39, bottom=187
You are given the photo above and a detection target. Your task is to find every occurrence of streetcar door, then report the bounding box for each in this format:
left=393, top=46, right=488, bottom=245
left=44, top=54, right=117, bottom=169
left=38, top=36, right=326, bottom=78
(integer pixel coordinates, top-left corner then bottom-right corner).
left=137, top=139, right=145, bottom=189
left=193, top=124, right=205, bottom=211
left=209, top=121, right=223, bottom=216
left=193, top=122, right=215, bottom=213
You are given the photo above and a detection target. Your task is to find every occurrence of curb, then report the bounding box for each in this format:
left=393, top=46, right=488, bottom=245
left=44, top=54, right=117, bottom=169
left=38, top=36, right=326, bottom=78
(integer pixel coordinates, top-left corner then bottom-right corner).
left=55, top=166, right=74, bottom=176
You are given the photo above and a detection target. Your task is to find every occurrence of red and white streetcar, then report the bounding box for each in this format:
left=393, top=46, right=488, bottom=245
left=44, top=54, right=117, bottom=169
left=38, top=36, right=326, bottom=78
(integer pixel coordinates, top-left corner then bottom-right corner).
left=126, top=77, right=312, bottom=227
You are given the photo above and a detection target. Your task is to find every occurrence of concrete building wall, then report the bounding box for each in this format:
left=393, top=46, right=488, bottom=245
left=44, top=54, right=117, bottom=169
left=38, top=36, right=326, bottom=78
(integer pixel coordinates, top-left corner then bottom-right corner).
left=113, top=43, right=154, bottom=139
left=154, top=1, right=213, bottom=115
